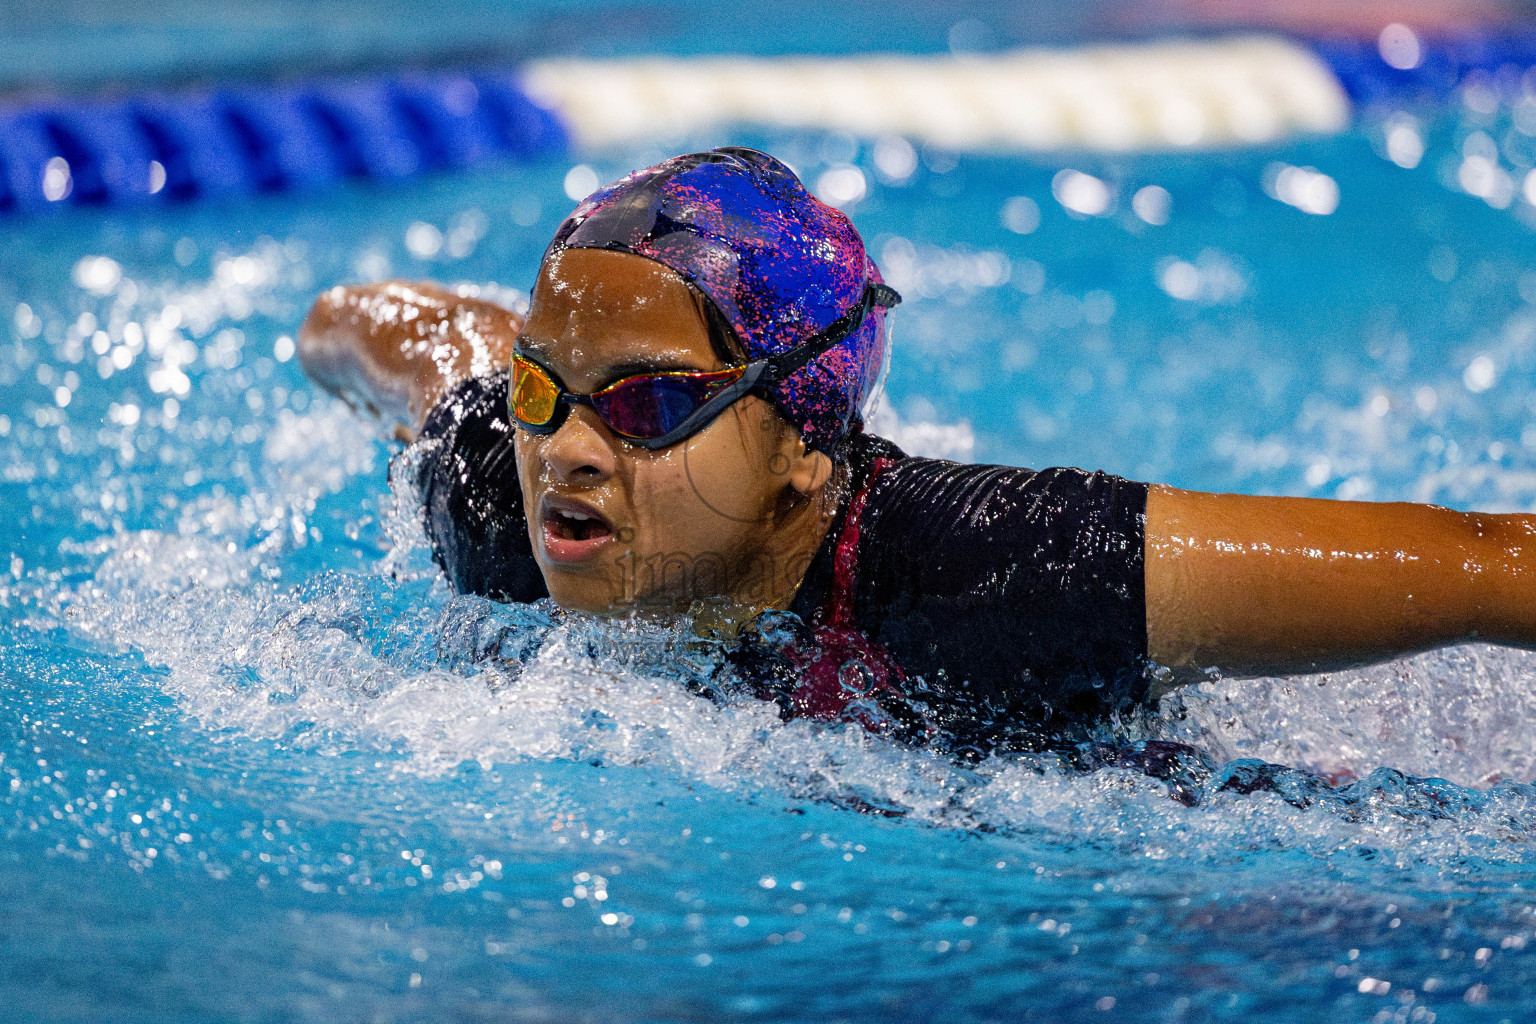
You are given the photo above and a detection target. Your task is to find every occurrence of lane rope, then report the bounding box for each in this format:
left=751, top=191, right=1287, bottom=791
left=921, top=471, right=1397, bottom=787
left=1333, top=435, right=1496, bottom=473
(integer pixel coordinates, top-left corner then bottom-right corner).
left=9, top=28, right=1536, bottom=213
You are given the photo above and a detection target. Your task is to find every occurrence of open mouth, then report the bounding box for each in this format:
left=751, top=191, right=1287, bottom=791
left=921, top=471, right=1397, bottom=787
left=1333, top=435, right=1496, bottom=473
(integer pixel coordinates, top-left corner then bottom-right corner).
left=539, top=499, right=617, bottom=563
left=546, top=507, right=612, bottom=542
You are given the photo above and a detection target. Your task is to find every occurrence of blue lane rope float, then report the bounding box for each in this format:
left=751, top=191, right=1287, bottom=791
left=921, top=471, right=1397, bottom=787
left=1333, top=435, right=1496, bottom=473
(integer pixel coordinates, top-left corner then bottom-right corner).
left=0, top=71, right=566, bottom=213
left=4, top=29, right=1536, bottom=215
left=1313, top=29, right=1536, bottom=105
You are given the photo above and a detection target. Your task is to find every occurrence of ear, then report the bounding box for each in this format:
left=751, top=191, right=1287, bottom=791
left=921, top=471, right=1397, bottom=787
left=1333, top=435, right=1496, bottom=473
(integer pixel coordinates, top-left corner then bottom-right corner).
left=785, top=438, right=834, bottom=498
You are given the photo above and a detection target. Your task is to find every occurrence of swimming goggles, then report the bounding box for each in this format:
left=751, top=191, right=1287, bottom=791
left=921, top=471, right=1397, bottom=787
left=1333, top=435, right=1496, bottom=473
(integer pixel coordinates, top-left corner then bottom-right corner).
left=510, top=281, right=900, bottom=449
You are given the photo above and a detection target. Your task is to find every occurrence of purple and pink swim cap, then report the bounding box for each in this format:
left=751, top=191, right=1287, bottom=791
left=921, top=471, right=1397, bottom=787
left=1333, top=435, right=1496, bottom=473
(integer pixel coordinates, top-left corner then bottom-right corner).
left=541, top=146, right=892, bottom=453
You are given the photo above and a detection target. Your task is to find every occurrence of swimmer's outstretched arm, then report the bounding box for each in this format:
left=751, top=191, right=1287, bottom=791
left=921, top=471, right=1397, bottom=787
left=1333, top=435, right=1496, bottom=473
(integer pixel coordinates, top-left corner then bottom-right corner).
left=297, top=281, right=522, bottom=441
left=1145, top=487, right=1536, bottom=678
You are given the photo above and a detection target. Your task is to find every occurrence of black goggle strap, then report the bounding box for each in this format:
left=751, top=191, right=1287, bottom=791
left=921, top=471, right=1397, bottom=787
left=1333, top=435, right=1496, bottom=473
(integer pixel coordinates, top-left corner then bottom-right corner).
left=760, top=281, right=901, bottom=385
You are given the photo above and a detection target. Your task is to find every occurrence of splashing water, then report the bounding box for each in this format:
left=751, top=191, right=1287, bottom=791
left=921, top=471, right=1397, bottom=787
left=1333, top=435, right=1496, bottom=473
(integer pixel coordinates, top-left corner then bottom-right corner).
left=10, top=111, right=1536, bottom=1020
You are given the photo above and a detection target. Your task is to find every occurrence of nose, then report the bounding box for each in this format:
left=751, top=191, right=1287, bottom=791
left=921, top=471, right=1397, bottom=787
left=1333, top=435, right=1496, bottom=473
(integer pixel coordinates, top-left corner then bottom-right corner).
left=538, top=404, right=619, bottom=484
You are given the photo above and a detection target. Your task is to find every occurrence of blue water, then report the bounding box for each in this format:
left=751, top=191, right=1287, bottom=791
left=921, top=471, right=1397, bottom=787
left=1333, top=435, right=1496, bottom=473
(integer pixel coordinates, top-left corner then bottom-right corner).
left=11, top=88, right=1536, bottom=1020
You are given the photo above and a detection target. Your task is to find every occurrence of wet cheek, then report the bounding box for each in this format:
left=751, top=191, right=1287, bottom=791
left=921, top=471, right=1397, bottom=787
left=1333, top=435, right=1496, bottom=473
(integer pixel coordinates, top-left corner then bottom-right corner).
left=627, top=462, right=731, bottom=555
left=512, top=440, right=547, bottom=509
left=512, top=434, right=538, bottom=470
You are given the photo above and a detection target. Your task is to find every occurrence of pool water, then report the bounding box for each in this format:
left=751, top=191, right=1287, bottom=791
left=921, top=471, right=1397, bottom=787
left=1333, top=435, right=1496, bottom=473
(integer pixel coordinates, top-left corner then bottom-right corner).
left=9, top=94, right=1536, bottom=1021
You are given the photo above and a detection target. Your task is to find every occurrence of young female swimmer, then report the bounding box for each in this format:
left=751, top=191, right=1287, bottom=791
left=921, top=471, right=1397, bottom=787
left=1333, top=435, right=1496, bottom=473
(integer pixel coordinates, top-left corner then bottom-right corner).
left=300, top=147, right=1536, bottom=750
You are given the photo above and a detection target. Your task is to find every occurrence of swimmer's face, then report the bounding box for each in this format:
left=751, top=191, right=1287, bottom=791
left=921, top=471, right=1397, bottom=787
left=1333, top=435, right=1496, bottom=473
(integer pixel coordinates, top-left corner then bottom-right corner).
left=514, top=248, right=834, bottom=616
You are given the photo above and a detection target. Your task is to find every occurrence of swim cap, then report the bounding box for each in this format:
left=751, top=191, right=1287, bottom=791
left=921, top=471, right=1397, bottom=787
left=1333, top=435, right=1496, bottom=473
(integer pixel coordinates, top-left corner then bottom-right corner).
left=541, top=147, right=890, bottom=453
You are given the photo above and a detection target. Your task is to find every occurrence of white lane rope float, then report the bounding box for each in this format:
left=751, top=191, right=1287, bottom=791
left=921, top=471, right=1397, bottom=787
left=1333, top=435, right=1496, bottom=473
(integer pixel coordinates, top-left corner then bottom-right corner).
left=524, top=36, right=1351, bottom=153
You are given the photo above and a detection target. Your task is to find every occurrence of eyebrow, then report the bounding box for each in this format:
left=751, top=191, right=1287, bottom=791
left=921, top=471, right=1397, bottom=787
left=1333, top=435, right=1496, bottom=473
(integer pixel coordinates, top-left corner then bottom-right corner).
left=515, top=343, right=715, bottom=388
left=604, top=358, right=705, bottom=378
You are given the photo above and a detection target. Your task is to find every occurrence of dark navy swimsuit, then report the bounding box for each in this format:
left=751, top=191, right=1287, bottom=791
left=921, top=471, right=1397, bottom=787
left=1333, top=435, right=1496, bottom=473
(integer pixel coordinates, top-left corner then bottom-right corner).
left=414, top=371, right=1151, bottom=750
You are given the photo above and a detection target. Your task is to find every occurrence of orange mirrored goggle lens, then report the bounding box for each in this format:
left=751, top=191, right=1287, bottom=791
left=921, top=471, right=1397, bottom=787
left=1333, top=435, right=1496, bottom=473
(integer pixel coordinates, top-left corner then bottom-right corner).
left=512, top=355, right=561, bottom=427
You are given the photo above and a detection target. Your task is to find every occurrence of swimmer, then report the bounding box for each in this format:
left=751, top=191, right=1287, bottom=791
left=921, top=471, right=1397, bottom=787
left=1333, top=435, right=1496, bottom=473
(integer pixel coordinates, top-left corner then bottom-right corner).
left=300, top=147, right=1536, bottom=749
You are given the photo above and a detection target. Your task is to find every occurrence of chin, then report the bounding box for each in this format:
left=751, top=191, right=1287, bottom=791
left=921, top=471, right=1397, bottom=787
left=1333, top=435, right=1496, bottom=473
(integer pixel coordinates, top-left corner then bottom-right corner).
left=537, top=547, right=724, bottom=617
left=540, top=574, right=621, bottom=615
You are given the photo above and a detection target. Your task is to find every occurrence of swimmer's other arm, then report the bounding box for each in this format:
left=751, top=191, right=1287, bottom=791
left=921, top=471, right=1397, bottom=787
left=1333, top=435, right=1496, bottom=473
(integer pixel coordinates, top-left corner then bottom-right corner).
left=297, top=281, right=522, bottom=442
left=1145, top=486, right=1536, bottom=680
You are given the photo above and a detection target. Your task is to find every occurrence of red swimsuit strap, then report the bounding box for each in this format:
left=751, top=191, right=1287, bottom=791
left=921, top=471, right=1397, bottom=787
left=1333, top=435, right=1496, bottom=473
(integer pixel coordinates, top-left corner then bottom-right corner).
left=825, top=456, right=894, bottom=630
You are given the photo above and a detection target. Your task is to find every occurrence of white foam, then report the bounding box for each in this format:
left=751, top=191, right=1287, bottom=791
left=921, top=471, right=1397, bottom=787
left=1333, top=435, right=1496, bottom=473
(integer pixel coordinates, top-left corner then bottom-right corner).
left=1164, top=645, right=1536, bottom=789
left=37, top=395, right=1536, bottom=873
left=50, top=500, right=1536, bottom=875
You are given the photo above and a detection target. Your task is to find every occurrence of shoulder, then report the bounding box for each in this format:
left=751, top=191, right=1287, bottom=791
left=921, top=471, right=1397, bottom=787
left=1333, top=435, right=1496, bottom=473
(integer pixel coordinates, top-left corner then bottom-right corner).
left=859, top=448, right=1147, bottom=553
left=844, top=442, right=1151, bottom=723
left=415, top=369, right=516, bottom=494
left=411, top=368, right=546, bottom=603
left=419, top=368, right=511, bottom=445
